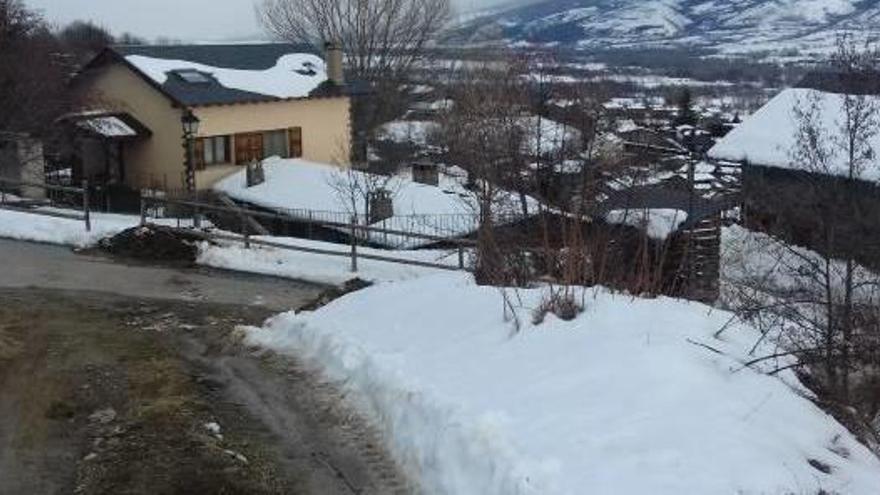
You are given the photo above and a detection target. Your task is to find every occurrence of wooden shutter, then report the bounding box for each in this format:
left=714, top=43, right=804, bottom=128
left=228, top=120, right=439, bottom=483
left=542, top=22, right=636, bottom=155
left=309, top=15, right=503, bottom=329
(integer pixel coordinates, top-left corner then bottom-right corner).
left=194, top=138, right=206, bottom=170
left=235, top=133, right=264, bottom=164
left=288, top=127, right=303, bottom=158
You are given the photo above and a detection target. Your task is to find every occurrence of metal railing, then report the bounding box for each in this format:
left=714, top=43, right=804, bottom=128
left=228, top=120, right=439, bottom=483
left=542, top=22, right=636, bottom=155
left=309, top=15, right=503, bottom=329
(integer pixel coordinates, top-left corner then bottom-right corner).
left=140, top=192, right=474, bottom=272
left=0, top=176, right=91, bottom=231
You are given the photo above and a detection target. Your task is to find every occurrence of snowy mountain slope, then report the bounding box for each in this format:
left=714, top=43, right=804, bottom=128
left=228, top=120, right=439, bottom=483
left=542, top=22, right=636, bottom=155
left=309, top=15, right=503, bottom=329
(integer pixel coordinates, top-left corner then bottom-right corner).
left=445, top=0, right=880, bottom=54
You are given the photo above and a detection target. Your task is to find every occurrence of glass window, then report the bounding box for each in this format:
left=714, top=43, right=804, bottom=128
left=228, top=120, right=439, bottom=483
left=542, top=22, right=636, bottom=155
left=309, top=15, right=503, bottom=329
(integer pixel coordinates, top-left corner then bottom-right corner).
left=263, top=130, right=288, bottom=159
left=204, top=138, right=215, bottom=164
left=200, top=136, right=229, bottom=165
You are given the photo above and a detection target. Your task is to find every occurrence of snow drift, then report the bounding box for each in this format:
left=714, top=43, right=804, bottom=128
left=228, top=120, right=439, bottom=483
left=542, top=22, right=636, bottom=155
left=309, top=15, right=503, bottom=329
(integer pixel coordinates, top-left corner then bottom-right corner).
left=244, top=273, right=880, bottom=494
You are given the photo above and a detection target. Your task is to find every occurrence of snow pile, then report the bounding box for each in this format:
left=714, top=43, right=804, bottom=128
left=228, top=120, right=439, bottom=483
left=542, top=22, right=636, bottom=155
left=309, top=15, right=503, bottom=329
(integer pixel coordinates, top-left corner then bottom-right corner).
left=244, top=273, right=880, bottom=495
left=605, top=208, right=687, bottom=239
left=709, top=88, right=880, bottom=180
left=126, top=53, right=326, bottom=100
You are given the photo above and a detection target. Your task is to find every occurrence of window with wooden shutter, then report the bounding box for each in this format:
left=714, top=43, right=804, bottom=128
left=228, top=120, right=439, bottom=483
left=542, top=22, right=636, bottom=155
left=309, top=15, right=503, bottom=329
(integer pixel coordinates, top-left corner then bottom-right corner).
left=195, top=136, right=230, bottom=167
left=288, top=127, right=303, bottom=158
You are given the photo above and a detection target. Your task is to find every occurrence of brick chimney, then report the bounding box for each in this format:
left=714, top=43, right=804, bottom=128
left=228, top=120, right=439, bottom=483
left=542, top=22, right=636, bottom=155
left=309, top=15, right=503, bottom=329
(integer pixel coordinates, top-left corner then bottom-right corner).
left=324, top=41, right=344, bottom=86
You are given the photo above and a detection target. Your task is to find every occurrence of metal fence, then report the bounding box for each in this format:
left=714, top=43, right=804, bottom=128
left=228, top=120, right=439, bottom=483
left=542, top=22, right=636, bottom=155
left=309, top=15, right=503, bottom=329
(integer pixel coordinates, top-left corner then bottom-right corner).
left=139, top=192, right=475, bottom=272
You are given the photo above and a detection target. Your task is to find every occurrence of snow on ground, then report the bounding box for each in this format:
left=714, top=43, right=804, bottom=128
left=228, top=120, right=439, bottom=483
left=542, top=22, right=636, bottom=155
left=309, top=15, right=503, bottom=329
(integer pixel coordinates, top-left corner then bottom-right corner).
left=244, top=272, right=880, bottom=495
left=0, top=207, right=454, bottom=285
left=709, top=88, right=880, bottom=181
left=0, top=208, right=147, bottom=248
left=377, top=120, right=440, bottom=146
left=198, top=235, right=459, bottom=285
left=126, top=53, right=326, bottom=100
left=605, top=208, right=687, bottom=239
left=720, top=224, right=877, bottom=306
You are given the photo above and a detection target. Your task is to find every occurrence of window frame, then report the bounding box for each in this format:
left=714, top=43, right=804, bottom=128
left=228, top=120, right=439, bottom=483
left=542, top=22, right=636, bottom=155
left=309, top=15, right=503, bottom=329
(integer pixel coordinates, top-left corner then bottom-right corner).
left=196, top=135, right=230, bottom=168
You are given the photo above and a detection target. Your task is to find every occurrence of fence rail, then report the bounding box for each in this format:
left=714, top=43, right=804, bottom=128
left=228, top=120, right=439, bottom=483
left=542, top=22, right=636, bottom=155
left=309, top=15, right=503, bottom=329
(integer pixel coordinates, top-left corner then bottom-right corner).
left=140, top=192, right=473, bottom=272
left=0, top=176, right=91, bottom=231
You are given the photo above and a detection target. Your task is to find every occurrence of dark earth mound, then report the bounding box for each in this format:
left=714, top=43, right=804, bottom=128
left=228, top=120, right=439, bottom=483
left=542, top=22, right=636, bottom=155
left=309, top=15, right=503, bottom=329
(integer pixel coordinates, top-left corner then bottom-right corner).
left=100, top=225, right=210, bottom=264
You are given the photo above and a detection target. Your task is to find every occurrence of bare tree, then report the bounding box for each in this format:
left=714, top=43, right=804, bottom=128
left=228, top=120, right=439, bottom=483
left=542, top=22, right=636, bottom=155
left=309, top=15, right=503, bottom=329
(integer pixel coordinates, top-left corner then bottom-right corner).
left=257, top=0, right=451, bottom=159
left=725, top=35, right=880, bottom=434
left=0, top=0, right=77, bottom=164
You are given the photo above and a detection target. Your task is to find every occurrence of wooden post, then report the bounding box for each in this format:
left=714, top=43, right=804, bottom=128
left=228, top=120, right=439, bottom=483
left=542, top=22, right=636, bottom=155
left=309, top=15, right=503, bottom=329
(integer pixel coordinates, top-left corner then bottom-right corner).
left=193, top=191, right=201, bottom=229
left=308, top=210, right=313, bottom=239
left=82, top=179, right=91, bottom=232
left=139, top=190, right=147, bottom=226
left=241, top=209, right=250, bottom=248
left=350, top=215, right=358, bottom=272
left=458, top=244, right=465, bottom=270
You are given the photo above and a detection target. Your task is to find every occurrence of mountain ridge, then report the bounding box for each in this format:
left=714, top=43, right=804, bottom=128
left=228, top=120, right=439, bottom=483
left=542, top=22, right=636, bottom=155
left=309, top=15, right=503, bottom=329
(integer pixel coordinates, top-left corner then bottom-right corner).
left=444, top=0, right=880, bottom=55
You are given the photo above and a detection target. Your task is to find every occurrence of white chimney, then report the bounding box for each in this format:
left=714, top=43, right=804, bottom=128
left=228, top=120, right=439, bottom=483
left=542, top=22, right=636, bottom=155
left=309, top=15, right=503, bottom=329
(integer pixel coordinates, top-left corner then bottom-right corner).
left=324, top=41, right=344, bottom=86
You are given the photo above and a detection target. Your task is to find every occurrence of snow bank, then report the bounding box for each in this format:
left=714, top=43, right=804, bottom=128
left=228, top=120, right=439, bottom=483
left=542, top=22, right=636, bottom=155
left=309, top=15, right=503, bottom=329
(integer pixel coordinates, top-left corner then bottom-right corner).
left=0, top=208, right=143, bottom=248
left=126, top=53, right=326, bottom=100
left=709, top=88, right=880, bottom=181
left=245, top=273, right=880, bottom=495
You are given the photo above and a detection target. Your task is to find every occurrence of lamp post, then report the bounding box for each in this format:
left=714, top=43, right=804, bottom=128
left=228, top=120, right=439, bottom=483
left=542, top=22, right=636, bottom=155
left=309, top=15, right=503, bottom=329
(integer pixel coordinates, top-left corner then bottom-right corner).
left=181, top=109, right=200, bottom=194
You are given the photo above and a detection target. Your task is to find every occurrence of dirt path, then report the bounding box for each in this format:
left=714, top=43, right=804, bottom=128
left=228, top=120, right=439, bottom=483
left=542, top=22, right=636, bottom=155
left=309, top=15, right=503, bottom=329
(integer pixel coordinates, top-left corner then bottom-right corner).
left=0, top=240, right=411, bottom=495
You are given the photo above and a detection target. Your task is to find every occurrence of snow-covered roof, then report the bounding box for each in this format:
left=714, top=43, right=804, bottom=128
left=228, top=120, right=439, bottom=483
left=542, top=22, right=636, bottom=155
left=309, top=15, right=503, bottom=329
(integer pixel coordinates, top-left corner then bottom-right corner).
left=520, top=115, right=581, bottom=156
left=605, top=208, right=688, bottom=239
left=103, top=44, right=334, bottom=106
left=76, top=116, right=137, bottom=137
left=214, top=158, right=536, bottom=248
left=708, top=88, right=880, bottom=180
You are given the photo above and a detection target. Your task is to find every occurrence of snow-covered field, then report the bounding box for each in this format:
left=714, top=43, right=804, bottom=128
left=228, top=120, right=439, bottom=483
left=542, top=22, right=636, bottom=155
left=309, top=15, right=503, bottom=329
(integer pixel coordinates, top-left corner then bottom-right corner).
left=244, top=272, right=880, bottom=495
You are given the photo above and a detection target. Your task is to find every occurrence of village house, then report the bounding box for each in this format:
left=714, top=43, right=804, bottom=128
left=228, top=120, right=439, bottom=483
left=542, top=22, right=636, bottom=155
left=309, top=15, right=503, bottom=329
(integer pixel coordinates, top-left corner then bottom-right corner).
left=708, top=72, right=880, bottom=265
left=66, top=43, right=352, bottom=192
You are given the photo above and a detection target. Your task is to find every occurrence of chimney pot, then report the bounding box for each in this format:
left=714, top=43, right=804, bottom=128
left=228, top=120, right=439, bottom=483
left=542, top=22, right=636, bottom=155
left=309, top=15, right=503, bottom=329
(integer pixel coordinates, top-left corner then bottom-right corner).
left=324, top=41, right=344, bottom=86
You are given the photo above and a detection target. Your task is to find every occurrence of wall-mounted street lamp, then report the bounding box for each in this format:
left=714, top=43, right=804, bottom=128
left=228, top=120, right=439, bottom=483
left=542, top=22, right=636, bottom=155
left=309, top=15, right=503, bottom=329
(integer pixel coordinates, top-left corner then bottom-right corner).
left=181, top=109, right=200, bottom=193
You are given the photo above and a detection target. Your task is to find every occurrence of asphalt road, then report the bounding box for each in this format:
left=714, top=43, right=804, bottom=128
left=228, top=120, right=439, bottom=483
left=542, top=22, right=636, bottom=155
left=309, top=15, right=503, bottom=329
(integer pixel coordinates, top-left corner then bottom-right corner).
left=0, top=238, right=323, bottom=311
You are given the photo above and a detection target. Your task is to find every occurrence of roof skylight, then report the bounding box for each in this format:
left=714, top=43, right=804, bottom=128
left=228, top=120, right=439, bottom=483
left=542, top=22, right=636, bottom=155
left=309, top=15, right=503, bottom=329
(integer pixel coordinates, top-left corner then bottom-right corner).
left=175, top=70, right=212, bottom=84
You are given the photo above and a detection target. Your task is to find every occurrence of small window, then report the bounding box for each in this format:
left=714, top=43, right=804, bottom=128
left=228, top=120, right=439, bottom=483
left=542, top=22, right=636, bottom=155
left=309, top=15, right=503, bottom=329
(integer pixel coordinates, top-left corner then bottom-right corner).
left=264, top=130, right=288, bottom=159
left=196, top=136, right=230, bottom=168
left=175, top=70, right=212, bottom=84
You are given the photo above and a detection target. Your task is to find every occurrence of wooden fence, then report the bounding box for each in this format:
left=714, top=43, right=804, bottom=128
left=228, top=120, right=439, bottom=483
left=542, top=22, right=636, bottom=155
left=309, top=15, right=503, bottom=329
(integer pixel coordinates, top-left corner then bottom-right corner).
left=0, top=177, right=91, bottom=231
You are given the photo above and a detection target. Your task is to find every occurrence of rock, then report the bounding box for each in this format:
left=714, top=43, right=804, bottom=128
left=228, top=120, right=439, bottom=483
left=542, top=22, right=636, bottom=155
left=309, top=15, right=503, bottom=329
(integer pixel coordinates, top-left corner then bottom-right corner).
left=83, top=453, right=98, bottom=462
left=88, top=407, right=117, bottom=424
left=223, top=449, right=249, bottom=464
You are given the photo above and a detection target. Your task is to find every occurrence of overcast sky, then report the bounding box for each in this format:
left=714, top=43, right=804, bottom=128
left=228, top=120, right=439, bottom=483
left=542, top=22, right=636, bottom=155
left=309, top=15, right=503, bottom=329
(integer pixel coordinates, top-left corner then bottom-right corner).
left=26, top=0, right=511, bottom=42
